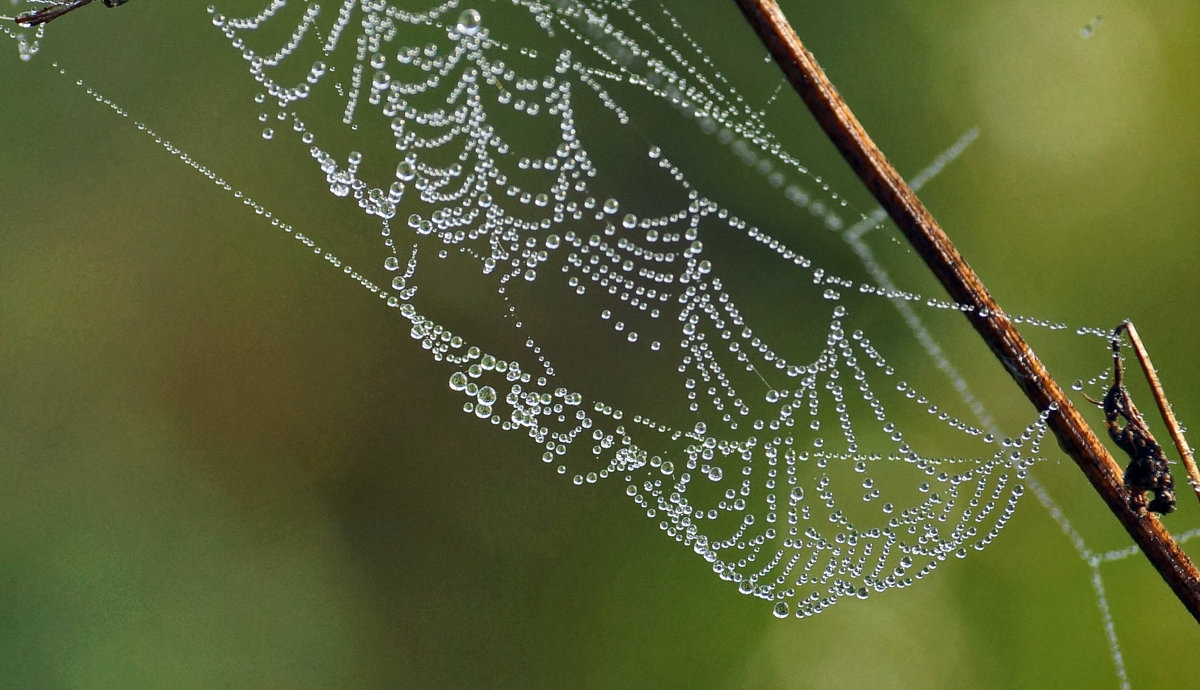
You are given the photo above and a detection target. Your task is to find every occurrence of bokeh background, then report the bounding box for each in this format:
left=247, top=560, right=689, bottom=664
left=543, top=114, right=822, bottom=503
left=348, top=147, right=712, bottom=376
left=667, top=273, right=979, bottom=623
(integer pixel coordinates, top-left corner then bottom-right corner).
left=2, top=0, right=1200, bottom=687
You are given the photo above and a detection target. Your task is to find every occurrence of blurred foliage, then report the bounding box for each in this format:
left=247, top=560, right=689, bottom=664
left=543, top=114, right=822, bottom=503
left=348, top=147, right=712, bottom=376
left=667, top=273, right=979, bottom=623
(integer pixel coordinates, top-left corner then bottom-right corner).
left=1, top=0, right=1199, bottom=687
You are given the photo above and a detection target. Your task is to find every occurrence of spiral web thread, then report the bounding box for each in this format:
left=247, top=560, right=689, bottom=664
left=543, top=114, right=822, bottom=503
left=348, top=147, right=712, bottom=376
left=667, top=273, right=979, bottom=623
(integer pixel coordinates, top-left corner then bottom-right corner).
left=4, top=0, right=1198, bottom=683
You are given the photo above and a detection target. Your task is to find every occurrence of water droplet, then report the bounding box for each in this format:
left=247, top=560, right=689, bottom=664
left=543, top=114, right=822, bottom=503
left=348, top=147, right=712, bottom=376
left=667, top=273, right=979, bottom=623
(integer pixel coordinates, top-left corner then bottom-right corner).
left=477, top=386, right=497, bottom=404
left=457, top=9, right=482, bottom=36
left=396, top=160, right=416, bottom=181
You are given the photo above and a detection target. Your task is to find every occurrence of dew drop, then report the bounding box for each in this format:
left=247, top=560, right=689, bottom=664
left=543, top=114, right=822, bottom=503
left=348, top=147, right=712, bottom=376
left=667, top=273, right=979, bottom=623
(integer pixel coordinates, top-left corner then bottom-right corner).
left=396, top=160, right=416, bottom=181
left=477, top=386, right=497, bottom=404
left=772, top=601, right=790, bottom=618
left=457, top=9, right=482, bottom=36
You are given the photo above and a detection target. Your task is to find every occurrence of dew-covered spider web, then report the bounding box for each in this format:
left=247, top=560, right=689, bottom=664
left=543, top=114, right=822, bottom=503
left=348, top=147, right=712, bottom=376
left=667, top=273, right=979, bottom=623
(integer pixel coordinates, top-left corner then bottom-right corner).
left=4, top=1, right=1199, bottom=686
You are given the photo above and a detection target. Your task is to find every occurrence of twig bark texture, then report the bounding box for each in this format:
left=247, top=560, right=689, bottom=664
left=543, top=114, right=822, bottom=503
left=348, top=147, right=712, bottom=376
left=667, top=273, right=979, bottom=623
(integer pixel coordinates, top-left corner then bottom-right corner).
left=732, top=0, right=1200, bottom=622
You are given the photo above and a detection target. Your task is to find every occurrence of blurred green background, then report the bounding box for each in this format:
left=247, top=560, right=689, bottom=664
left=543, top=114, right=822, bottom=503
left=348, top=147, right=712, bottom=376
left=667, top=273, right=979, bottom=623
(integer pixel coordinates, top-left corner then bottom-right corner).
left=2, top=0, right=1200, bottom=687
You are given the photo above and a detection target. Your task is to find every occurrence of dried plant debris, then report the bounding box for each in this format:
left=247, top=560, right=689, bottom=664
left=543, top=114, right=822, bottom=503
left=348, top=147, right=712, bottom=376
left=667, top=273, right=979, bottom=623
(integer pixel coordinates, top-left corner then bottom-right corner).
left=1087, top=328, right=1177, bottom=515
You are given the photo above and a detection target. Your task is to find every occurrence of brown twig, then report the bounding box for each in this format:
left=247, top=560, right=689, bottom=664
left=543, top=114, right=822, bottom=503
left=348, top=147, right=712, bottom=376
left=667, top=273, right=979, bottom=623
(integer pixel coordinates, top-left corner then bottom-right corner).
left=7, top=0, right=128, bottom=27
left=1118, top=320, right=1200, bottom=508
left=732, top=0, right=1200, bottom=623
left=10, top=0, right=96, bottom=27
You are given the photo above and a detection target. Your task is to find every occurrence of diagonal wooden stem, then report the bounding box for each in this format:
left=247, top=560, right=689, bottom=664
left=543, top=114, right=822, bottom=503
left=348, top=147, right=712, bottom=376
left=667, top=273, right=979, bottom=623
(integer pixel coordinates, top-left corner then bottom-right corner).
left=732, top=0, right=1200, bottom=622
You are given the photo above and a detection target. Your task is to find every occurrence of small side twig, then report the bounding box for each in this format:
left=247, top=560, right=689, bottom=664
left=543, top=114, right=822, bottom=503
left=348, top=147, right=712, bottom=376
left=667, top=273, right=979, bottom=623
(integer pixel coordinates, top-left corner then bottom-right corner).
left=5, top=0, right=127, bottom=28
left=732, top=0, right=1200, bottom=623
left=1117, top=320, right=1200, bottom=509
left=9, top=0, right=95, bottom=27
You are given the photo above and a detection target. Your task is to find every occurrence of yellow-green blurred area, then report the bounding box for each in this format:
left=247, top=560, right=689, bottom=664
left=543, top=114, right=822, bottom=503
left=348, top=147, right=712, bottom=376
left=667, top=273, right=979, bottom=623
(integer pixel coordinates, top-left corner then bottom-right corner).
left=2, top=0, right=1199, bottom=687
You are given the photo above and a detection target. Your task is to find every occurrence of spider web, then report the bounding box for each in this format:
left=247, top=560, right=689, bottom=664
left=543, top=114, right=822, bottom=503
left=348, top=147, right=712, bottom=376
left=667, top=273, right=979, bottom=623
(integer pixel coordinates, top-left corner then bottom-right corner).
left=198, top=0, right=1067, bottom=618
left=3, top=0, right=1198, bottom=686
